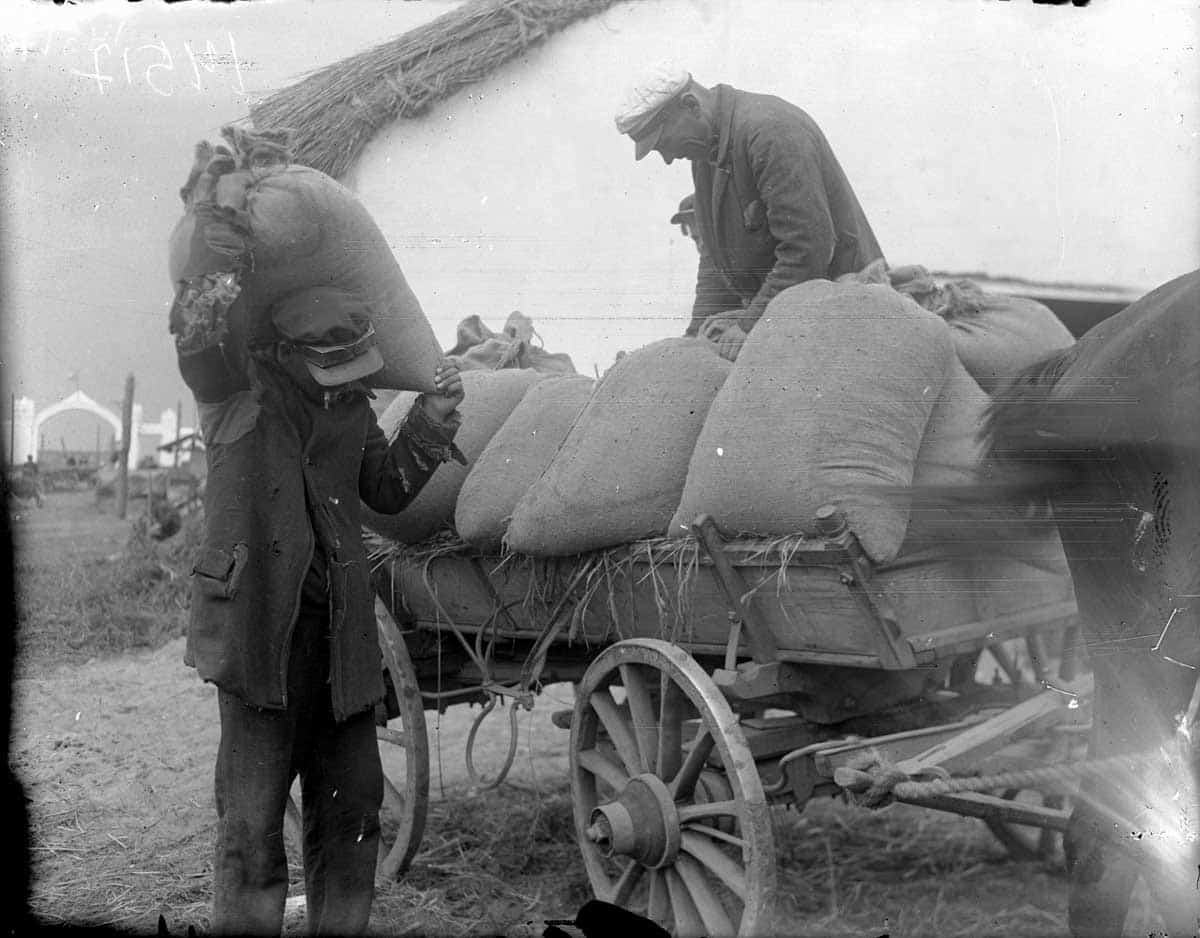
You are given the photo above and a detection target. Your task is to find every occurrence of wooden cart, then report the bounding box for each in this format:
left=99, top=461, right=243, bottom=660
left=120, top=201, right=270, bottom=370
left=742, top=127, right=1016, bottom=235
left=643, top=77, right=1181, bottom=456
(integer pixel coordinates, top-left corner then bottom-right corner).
left=362, top=506, right=1087, bottom=937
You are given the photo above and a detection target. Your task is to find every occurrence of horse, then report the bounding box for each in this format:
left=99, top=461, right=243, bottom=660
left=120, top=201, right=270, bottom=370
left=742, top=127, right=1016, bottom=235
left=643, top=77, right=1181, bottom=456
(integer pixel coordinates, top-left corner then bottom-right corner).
left=962, top=269, right=1200, bottom=936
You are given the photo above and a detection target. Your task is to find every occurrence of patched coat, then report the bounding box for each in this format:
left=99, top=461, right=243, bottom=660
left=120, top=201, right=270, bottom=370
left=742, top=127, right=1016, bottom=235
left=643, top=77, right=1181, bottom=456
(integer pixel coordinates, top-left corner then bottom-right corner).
left=179, top=342, right=460, bottom=722
left=686, top=85, right=884, bottom=336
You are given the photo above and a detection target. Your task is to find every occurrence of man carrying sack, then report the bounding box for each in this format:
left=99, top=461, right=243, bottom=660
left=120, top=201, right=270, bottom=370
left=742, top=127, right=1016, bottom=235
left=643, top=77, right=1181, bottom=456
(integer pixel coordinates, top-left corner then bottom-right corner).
left=172, top=276, right=465, bottom=934
left=616, top=65, right=885, bottom=360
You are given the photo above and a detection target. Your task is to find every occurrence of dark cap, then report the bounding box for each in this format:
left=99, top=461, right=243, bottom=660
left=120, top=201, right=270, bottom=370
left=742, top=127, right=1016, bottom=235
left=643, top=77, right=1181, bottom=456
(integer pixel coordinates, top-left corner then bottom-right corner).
left=670, top=193, right=696, bottom=225
left=270, top=287, right=384, bottom=387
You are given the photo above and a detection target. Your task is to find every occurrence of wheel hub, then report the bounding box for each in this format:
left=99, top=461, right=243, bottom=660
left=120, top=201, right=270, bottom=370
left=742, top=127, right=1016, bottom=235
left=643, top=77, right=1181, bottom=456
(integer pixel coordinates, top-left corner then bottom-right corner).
left=585, top=773, right=681, bottom=868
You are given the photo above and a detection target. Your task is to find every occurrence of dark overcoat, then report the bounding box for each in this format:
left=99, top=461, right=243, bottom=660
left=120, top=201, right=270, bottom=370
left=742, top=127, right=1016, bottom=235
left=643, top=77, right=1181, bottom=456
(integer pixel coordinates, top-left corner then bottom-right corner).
left=179, top=343, right=460, bottom=722
left=687, top=85, right=884, bottom=335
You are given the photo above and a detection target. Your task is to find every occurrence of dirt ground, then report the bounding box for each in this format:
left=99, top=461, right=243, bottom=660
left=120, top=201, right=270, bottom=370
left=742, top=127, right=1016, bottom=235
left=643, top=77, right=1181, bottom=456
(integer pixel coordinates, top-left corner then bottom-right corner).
left=9, top=492, right=580, bottom=935
left=9, top=492, right=1170, bottom=937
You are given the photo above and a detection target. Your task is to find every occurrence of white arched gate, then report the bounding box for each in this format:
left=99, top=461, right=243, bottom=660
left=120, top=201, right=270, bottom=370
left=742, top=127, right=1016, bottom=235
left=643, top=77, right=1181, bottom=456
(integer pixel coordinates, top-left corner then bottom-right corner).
left=32, top=390, right=135, bottom=468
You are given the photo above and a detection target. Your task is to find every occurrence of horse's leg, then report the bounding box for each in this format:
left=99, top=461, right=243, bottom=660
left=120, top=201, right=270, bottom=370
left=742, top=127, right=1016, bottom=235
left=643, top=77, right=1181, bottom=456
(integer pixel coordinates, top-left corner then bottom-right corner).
left=1065, top=793, right=1139, bottom=937
left=1068, top=654, right=1198, bottom=937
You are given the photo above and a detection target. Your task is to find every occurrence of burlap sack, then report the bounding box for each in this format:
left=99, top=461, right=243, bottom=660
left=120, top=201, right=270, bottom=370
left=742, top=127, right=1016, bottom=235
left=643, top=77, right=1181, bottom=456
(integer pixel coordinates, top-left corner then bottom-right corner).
left=455, top=374, right=596, bottom=551
left=237, top=165, right=443, bottom=391
left=670, top=281, right=955, bottom=563
left=505, top=339, right=731, bottom=556
left=362, top=369, right=544, bottom=543
left=947, top=292, right=1075, bottom=395
left=447, top=312, right=577, bottom=375
left=902, top=358, right=989, bottom=547
left=167, top=132, right=443, bottom=393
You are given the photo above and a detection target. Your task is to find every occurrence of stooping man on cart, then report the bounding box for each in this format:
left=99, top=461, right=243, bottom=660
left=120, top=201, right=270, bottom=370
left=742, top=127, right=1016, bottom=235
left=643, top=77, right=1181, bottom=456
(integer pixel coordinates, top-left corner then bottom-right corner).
left=171, top=278, right=465, bottom=935
left=617, top=65, right=885, bottom=360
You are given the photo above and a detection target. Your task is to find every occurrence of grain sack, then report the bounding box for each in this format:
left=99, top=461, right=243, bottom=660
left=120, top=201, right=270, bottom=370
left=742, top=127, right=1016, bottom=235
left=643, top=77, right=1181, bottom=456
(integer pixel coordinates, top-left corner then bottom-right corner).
left=944, top=291, right=1075, bottom=395
left=902, top=358, right=989, bottom=547
left=168, top=140, right=254, bottom=284
left=505, top=339, right=731, bottom=556
left=886, top=268, right=1076, bottom=395
left=455, top=374, right=596, bottom=551
left=902, top=358, right=1075, bottom=572
left=447, top=312, right=577, bottom=375
left=167, top=128, right=443, bottom=392
left=362, top=369, right=544, bottom=543
left=670, top=281, right=955, bottom=563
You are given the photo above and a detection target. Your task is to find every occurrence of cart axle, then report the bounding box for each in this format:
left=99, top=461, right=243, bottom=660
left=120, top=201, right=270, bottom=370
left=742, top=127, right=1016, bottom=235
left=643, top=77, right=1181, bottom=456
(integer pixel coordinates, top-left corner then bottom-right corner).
left=587, top=773, right=681, bottom=869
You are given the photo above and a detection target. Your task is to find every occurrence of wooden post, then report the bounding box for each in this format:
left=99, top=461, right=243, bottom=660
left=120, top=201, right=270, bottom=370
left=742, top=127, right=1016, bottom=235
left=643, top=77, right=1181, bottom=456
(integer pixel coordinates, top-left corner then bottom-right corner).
left=116, top=374, right=135, bottom=519
left=173, top=400, right=183, bottom=468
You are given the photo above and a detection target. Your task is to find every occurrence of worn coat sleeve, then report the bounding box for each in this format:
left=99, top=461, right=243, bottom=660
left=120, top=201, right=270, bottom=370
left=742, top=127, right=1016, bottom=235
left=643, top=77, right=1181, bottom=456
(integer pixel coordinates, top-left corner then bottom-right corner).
left=740, top=127, right=836, bottom=328
left=358, top=399, right=466, bottom=515
left=687, top=248, right=745, bottom=336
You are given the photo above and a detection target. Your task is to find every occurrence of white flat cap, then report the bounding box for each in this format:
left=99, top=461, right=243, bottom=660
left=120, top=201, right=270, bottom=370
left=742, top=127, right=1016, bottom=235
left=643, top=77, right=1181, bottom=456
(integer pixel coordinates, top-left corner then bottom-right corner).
left=614, top=64, right=692, bottom=138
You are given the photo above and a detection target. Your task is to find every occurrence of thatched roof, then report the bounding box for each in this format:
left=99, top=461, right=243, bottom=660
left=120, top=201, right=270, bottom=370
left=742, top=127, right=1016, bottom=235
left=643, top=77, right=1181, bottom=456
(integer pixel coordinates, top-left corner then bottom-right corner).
left=250, top=0, right=626, bottom=179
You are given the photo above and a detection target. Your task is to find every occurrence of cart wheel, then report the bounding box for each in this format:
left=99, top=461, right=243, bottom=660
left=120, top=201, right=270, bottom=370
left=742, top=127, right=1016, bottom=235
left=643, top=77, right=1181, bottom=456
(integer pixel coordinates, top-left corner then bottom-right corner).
left=283, top=599, right=430, bottom=884
left=985, top=790, right=1068, bottom=864
left=570, top=638, right=776, bottom=938
left=373, top=596, right=430, bottom=881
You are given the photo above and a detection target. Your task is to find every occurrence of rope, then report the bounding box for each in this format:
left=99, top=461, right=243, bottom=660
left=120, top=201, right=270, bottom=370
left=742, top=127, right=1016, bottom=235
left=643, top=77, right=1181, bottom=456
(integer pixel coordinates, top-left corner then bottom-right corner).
left=464, top=690, right=529, bottom=792
left=834, top=749, right=1170, bottom=809
left=839, top=675, right=1200, bottom=810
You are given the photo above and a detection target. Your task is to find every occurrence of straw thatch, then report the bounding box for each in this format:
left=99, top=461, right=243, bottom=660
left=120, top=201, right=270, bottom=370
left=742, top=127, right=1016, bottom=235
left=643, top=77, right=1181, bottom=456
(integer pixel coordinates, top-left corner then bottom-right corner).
left=250, top=0, right=626, bottom=179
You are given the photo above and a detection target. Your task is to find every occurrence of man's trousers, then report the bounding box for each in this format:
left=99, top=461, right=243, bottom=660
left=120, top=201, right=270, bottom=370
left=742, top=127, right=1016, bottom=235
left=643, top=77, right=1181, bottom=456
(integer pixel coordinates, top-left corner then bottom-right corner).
left=210, top=603, right=383, bottom=935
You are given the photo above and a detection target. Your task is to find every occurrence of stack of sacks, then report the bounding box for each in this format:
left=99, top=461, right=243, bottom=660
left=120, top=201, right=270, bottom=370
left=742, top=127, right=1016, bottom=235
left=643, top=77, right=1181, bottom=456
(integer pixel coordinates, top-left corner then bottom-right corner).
left=504, top=338, right=731, bottom=556
left=889, top=268, right=1075, bottom=394
left=167, top=126, right=443, bottom=393
left=670, top=281, right=956, bottom=564
left=362, top=368, right=544, bottom=543
left=455, top=374, right=596, bottom=551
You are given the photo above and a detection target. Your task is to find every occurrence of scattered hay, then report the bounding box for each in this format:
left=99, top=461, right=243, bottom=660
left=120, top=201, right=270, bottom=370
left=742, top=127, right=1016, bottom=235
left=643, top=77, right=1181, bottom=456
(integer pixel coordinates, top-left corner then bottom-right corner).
left=368, top=531, right=710, bottom=693
left=371, top=783, right=590, bottom=937
left=250, top=0, right=625, bottom=180
left=25, top=792, right=216, bottom=934
left=16, top=510, right=202, bottom=669
left=771, top=798, right=1073, bottom=938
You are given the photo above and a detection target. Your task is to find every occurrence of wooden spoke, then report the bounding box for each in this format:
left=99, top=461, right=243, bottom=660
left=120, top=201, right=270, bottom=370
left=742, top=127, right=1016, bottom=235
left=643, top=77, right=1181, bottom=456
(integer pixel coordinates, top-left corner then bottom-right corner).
left=619, top=663, right=658, bottom=773
left=570, top=640, right=776, bottom=937
left=590, top=691, right=644, bottom=777
left=647, top=869, right=670, bottom=929
left=283, top=793, right=303, bottom=861
left=610, top=859, right=644, bottom=906
left=656, top=677, right=686, bottom=781
left=675, top=853, right=738, bottom=937
left=577, top=747, right=631, bottom=793
left=381, top=773, right=406, bottom=813
left=681, top=823, right=746, bottom=851
left=376, top=726, right=407, bottom=748
left=670, top=726, right=716, bottom=800
left=680, top=830, right=748, bottom=900
left=665, top=866, right=708, bottom=938
left=677, top=799, right=740, bottom=824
